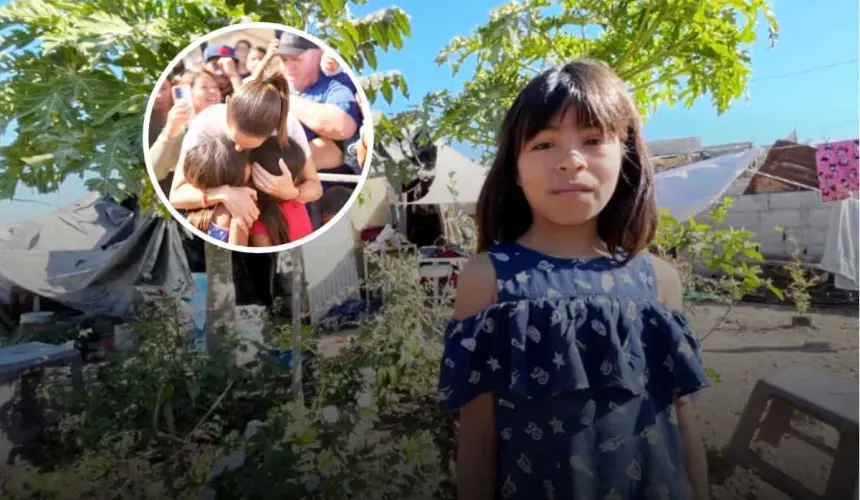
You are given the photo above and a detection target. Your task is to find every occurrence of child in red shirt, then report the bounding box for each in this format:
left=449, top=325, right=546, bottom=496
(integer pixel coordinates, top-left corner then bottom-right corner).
left=247, top=137, right=313, bottom=247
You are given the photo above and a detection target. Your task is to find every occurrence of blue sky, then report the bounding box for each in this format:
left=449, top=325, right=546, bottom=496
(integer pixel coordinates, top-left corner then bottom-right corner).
left=0, top=0, right=857, bottom=223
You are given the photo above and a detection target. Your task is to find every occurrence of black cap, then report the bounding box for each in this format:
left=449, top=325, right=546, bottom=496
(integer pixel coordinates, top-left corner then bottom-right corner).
left=278, top=32, right=318, bottom=56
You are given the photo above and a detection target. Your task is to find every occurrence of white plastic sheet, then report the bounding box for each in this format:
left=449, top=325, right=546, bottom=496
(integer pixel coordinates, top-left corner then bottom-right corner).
left=407, top=145, right=489, bottom=205
left=653, top=148, right=762, bottom=220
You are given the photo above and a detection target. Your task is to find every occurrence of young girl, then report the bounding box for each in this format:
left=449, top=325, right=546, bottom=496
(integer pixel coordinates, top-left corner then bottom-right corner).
left=439, top=61, right=711, bottom=500
left=182, top=134, right=251, bottom=245
left=247, top=136, right=314, bottom=246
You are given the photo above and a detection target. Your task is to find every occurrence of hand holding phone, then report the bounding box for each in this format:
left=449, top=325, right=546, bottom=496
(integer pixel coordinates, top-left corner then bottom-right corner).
left=172, top=85, right=192, bottom=105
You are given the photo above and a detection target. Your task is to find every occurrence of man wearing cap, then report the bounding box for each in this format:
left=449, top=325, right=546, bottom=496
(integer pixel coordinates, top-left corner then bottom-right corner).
left=202, top=42, right=243, bottom=97
left=277, top=32, right=361, bottom=181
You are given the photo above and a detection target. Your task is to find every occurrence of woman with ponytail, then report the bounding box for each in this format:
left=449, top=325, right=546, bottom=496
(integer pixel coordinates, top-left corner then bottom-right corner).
left=168, top=67, right=322, bottom=233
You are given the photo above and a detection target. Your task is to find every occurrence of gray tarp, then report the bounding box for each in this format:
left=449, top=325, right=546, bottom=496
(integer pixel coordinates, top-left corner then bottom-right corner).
left=0, top=194, right=193, bottom=318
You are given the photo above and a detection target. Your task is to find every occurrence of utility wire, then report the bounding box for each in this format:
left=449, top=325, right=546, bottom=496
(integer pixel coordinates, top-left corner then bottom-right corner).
left=749, top=59, right=858, bottom=83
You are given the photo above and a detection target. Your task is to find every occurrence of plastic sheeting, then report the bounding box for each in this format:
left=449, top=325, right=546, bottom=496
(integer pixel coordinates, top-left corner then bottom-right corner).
left=654, top=147, right=762, bottom=220
left=407, top=144, right=488, bottom=205
left=0, top=194, right=193, bottom=318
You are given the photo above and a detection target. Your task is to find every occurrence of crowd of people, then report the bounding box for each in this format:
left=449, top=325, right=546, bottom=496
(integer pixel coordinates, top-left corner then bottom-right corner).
left=147, top=30, right=370, bottom=248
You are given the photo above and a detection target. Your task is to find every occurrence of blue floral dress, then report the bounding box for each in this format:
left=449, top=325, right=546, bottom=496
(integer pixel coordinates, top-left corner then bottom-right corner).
left=438, top=243, right=710, bottom=500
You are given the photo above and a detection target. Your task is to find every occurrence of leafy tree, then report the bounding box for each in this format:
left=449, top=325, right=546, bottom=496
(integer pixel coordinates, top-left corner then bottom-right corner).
left=384, top=0, right=779, bottom=162
left=0, top=0, right=411, bottom=360
left=0, top=0, right=410, bottom=200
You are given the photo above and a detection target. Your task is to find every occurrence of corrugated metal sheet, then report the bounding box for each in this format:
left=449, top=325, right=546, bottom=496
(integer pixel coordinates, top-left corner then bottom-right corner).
left=744, top=140, right=818, bottom=195
left=300, top=217, right=360, bottom=323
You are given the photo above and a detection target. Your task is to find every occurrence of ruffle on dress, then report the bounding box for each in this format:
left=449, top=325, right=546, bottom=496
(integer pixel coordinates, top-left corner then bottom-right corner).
left=437, top=295, right=709, bottom=412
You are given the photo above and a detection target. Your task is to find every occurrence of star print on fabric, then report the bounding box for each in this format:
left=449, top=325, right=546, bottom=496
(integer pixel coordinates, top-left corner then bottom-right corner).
left=552, top=352, right=565, bottom=369
left=435, top=244, right=710, bottom=500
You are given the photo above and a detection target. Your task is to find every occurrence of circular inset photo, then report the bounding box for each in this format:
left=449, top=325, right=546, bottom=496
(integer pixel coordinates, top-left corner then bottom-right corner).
left=143, top=23, right=373, bottom=254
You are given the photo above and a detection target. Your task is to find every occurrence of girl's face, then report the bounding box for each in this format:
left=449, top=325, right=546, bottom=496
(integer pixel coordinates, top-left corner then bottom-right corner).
left=516, top=107, right=623, bottom=227
left=191, top=73, right=222, bottom=113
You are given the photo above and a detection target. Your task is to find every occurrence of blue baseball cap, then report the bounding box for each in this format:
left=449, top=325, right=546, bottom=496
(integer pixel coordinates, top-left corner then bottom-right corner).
left=203, top=43, right=236, bottom=62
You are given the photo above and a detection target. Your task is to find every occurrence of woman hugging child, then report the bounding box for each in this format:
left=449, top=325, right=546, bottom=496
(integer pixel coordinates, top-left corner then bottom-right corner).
left=182, top=134, right=312, bottom=248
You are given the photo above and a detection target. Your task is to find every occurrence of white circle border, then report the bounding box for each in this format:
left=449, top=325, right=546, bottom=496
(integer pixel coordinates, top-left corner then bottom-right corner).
left=142, top=22, right=376, bottom=254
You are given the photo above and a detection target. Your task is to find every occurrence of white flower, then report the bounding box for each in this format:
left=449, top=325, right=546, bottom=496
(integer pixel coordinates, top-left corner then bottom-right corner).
left=321, top=405, right=340, bottom=424
left=243, top=420, right=264, bottom=440
left=302, top=473, right=321, bottom=491
left=357, top=391, right=374, bottom=408
left=211, top=450, right=246, bottom=477
left=224, top=450, right=246, bottom=471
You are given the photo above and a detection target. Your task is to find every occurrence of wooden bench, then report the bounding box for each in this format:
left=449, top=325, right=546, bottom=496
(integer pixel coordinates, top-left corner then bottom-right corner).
left=723, top=366, right=858, bottom=500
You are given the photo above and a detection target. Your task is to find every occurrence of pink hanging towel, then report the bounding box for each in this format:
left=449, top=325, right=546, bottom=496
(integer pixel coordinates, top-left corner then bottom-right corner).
left=816, top=139, right=859, bottom=202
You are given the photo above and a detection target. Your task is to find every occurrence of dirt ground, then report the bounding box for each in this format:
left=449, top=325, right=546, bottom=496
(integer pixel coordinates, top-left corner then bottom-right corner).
left=320, top=302, right=859, bottom=500
left=687, top=302, right=858, bottom=500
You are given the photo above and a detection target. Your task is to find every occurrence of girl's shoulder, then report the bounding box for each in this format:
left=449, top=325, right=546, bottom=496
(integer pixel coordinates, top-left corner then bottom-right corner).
left=645, top=253, right=684, bottom=309
left=452, top=253, right=498, bottom=320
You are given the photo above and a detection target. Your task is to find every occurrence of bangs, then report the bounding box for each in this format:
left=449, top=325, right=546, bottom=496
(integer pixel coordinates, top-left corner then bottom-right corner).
left=511, top=62, right=635, bottom=152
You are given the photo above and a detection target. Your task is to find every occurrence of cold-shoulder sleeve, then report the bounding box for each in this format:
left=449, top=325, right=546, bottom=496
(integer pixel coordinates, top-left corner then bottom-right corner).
left=437, top=296, right=710, bottom=412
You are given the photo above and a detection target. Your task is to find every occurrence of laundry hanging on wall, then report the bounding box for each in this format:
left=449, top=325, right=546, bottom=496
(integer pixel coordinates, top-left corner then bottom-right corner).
left=815, top=138, right=859, bottom=202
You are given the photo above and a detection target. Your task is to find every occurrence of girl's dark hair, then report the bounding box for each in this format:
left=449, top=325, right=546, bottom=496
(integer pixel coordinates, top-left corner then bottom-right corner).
left=253, top=46, right=266, bottom=56
left=476, top=60, right=657, bottom=260
left=248, top=137, right=307, bottom=245
left=183, top=134, right=251, bottom=232
left=235, top=39, right=251, bottom=50
left=227, top=73, right=291, bottom=148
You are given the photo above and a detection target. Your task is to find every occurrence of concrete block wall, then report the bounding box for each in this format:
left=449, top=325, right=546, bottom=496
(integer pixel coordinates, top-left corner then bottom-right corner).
left=707, top=190, right=831, bottom=261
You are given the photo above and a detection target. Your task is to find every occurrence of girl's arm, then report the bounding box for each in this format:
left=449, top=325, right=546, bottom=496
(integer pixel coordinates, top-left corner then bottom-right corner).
left=676, top=397, right=710, bottom=500
left=451, top=255, right=498, bottom=500
left=228, top=216, right=249, bottom=247
left=651, top=256, right=710, bottom=500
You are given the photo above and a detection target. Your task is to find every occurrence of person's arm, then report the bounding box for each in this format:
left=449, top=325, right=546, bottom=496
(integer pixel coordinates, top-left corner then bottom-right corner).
left=228, top=216, right=249, bottom=247
left=149, top=103, right=192, bottom=180
left=309, top=137, right=345, bottom=171
left=451, top=254, right=498, bottom=500
left=169, top=151, right=260, bottom=228
left=249, top=39, right=280, bottom=82
left=651, top=256, right=710, bottom=500
left=290, top=93, right=358, bottom=141
left=217, top=58, right=244, bottom=93
left=149, top=128, right=184, bottom=181
left=295, top=155, right=323, bottom=203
